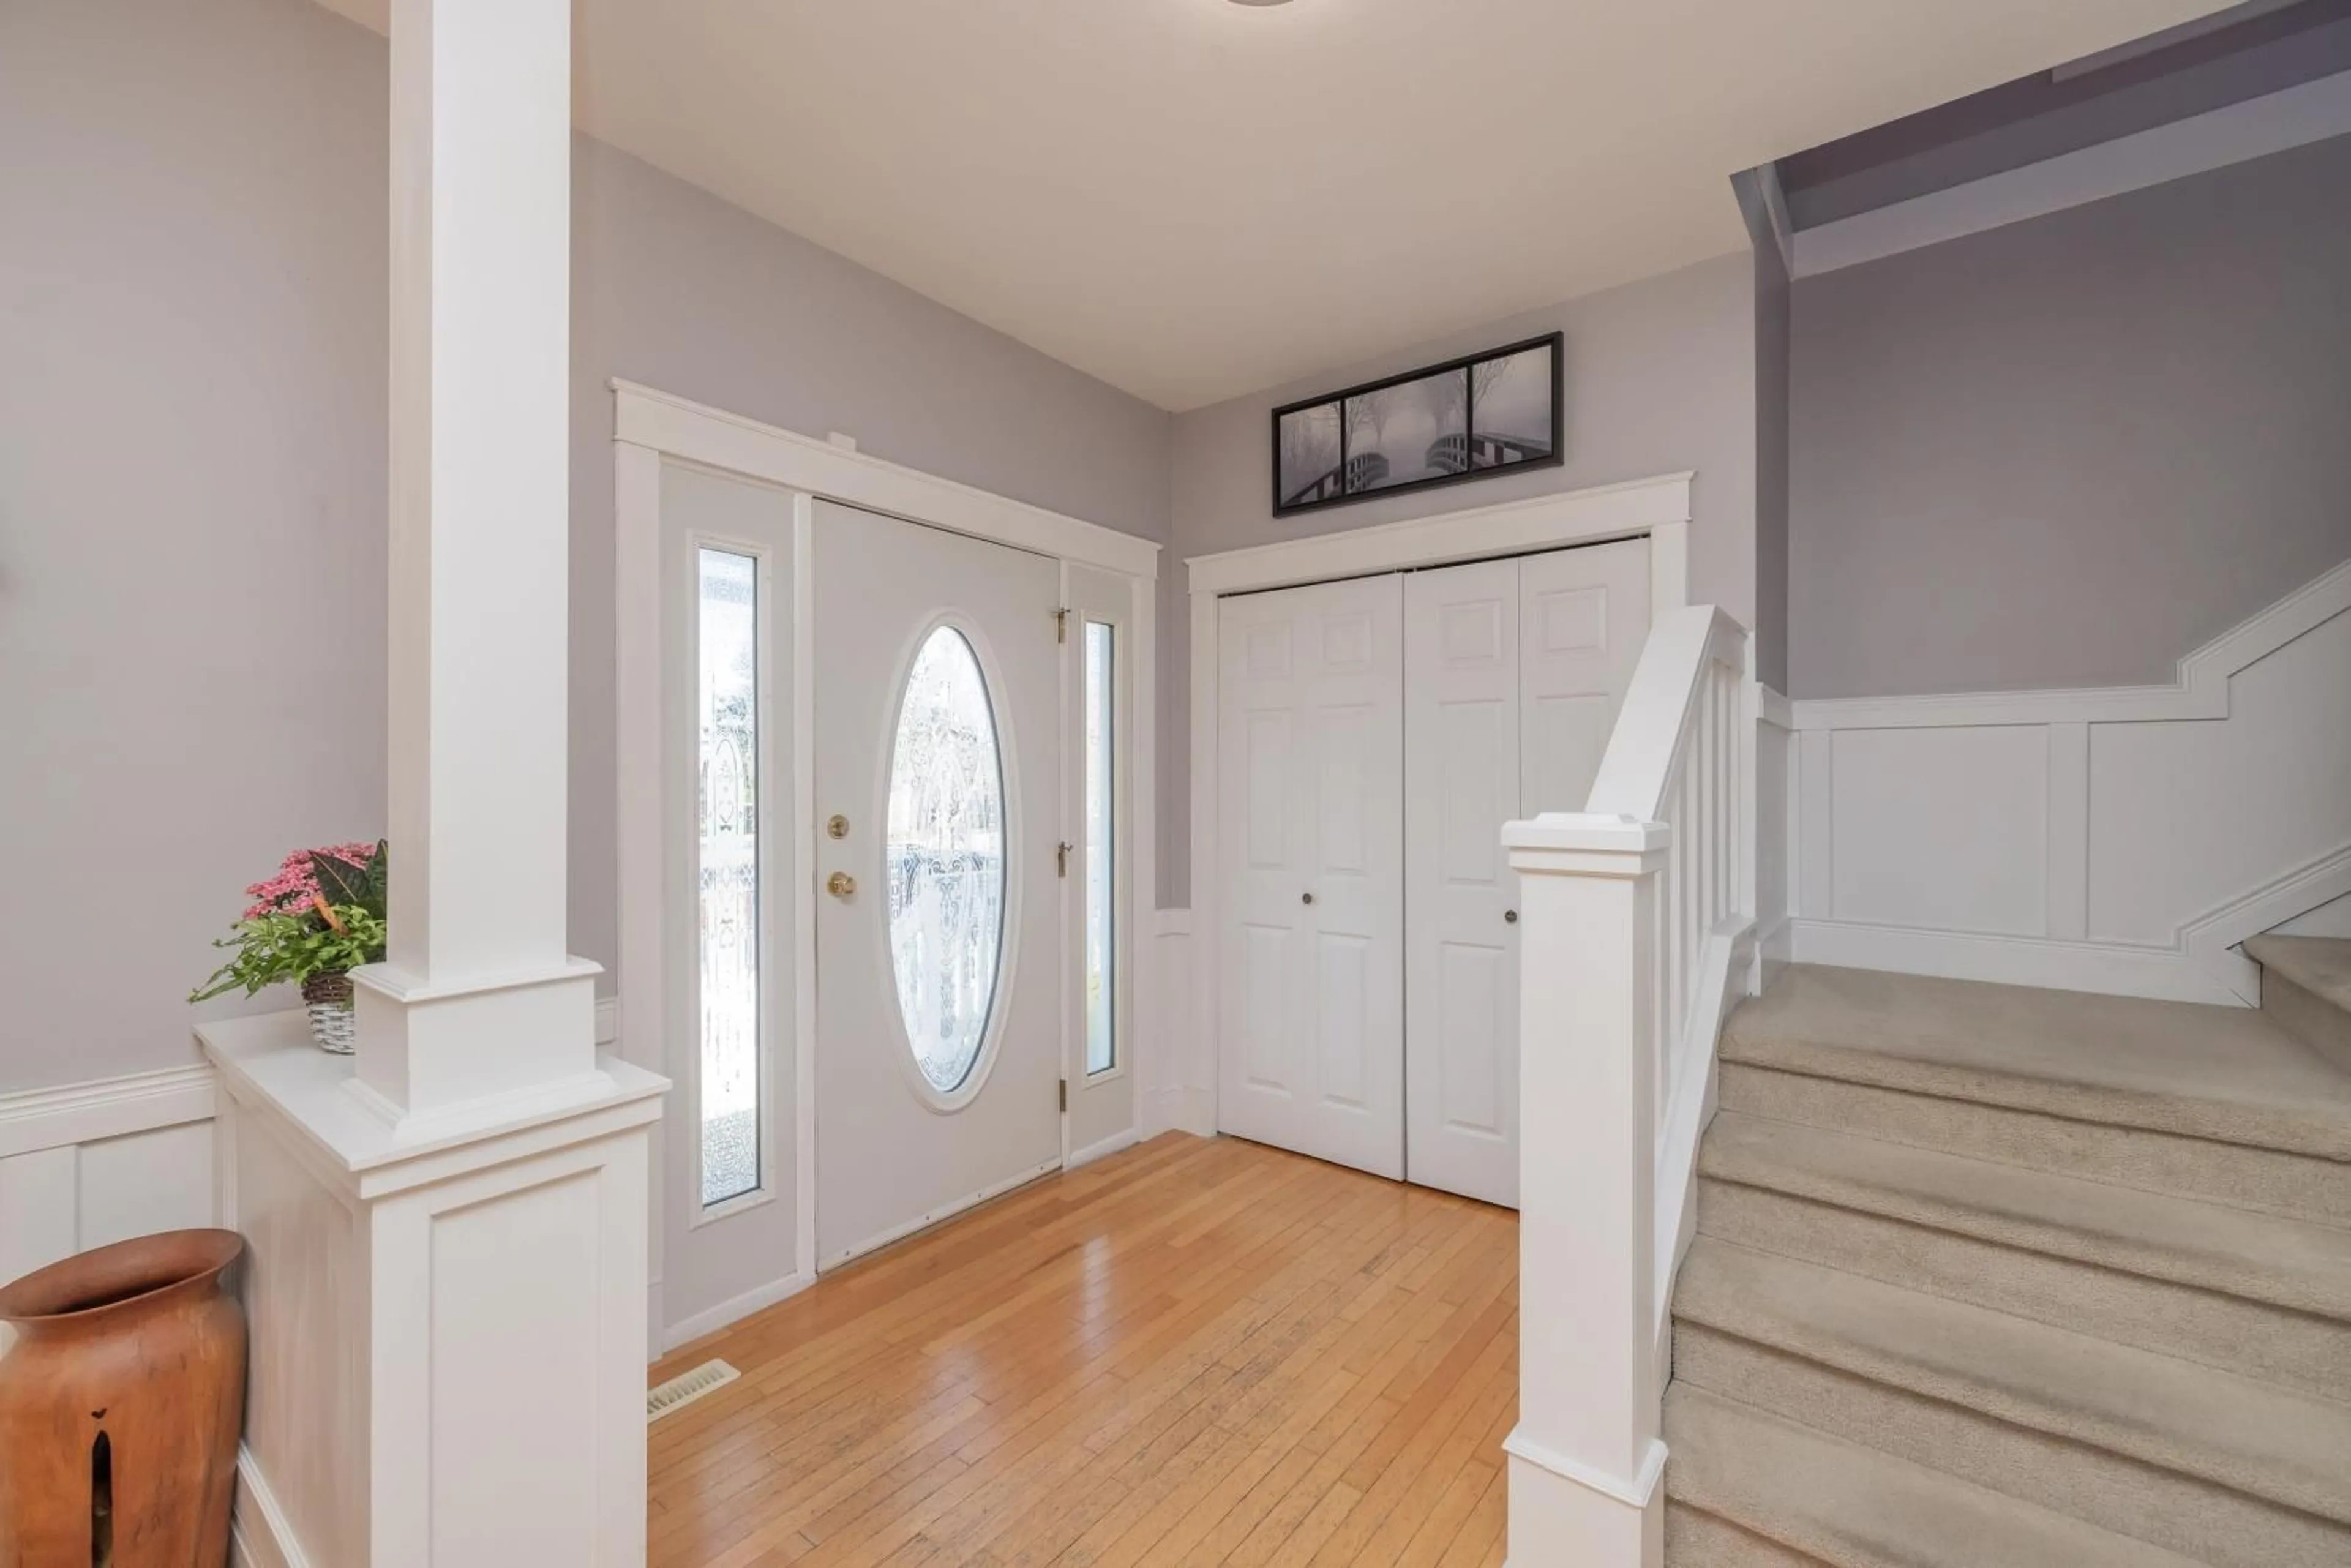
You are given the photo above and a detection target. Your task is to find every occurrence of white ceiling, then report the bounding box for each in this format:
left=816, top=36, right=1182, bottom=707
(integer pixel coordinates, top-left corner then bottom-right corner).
left=317, top=0, right=2225, bottom=410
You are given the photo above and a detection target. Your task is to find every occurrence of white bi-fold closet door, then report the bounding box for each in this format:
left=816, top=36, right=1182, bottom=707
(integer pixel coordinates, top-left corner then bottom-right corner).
left=1217, top=574, right=1408, bottom=1180
left=1403, top=541, right=1648, bottom=1206
left=1215, top=538, right=1648, bottom=1207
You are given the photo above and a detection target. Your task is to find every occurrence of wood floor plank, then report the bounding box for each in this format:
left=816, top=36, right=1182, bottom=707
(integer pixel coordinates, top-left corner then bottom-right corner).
left=645, top=1135, right=1518, bottom=1568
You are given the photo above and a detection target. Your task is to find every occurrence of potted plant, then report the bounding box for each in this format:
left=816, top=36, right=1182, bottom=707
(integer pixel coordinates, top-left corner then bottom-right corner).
left=190, top=841, right=388, bottom=1053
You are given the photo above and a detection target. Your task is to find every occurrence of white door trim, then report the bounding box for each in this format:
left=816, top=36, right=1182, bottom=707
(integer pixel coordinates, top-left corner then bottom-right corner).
left=1185, top=470, right=1690, bottom=599
left=613, top=380, right=1160, bottom=580
left=1183, top=470, right=1694, bottom=1141
left=613, top=383, right=1159, bottom=1351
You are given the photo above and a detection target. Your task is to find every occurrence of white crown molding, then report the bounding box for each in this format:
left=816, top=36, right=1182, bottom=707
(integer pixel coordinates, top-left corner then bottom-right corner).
left=1183, top=471, right=1692, bottom=598
left=1795, top=68, right=2351, bottom=278
left=1793, top=554, right=2351, bottom=730
left=0, top=1062, right=216, bottom=1160
left=610, top=379, right=1160, bottom=580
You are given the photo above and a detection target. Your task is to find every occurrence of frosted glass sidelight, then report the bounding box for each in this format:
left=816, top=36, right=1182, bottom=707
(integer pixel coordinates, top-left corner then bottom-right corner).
left=887, top=627, right=1007, bottom=1093
left=698, top=550, right=762, bottom=1206
left=1084, top=622, right=1116, bottom=1075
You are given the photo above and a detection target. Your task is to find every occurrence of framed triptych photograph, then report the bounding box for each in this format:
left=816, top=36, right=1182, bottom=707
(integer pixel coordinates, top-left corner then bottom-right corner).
left=1272, top=331, right=1562, bottom=517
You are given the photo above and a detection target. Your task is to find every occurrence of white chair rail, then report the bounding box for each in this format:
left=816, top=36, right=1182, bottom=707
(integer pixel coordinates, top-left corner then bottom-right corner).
left=1498, top=604, right=1755, bottom=1567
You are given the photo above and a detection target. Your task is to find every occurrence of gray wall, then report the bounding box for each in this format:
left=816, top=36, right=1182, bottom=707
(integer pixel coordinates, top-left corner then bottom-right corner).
left=0, top=0, right=1170, bottom=1095
left=1161, top=252, right=1757, bottom=904
left=1788, top=131, right=2351, bottom=700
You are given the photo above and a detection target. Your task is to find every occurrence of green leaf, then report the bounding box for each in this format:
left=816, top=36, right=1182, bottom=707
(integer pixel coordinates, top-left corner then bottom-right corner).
left=311, top=850, right=372, bottom=910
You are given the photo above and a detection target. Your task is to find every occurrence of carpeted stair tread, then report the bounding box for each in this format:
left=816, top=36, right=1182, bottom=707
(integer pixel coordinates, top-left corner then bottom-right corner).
left=1662, top=1384, right=2205, bottom=1568
left=1673, top=1237, right=2351, bottom=1525
left=1695, top=1172, right=2351, bottom=1403
left=1699, top=1109, right=2351, bottom=1318
left=1716, top=1060, right=2351, bottom=1226
left=1724, top=964, right=2351, bottom=1159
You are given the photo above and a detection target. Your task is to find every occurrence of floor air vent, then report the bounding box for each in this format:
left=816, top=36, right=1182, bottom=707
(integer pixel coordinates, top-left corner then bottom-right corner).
left=646, top=1359, right=740, bottom=1423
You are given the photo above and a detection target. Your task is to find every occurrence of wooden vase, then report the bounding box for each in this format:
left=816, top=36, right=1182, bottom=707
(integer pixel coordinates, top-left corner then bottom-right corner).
left=0, top=1229, right=247, bottom=1567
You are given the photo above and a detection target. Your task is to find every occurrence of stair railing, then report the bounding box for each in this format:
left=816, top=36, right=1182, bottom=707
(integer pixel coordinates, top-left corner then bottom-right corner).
left=1499, top=604, right=1755, bottom=1566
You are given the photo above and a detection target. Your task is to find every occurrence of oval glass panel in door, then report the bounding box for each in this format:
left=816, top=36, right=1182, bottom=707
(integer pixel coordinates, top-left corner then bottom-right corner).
left=885, top=626, right=1008, bottom=1093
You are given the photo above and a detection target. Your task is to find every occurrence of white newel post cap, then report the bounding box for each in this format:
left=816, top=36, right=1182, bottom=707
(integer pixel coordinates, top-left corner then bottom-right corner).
left=1504, top=812, right=1671, bottom=874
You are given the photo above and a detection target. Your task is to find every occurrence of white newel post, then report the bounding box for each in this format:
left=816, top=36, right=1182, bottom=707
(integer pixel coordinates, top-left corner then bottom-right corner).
left=1502, top=813, right=1670, bottom=1568
left=196, top=1, right=667, bottom=1562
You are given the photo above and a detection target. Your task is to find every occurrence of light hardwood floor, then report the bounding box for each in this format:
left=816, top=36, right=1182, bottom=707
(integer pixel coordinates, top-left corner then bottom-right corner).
left=647, top=1131, right=1518, bottom=1567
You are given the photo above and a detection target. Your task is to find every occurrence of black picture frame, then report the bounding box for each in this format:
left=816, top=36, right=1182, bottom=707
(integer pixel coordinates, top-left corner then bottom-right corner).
left=1270, top=331, right=1563, bottom=518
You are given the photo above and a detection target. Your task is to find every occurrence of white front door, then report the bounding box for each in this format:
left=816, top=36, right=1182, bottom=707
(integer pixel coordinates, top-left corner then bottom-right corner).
left=1402, top=537, right=1650, bottom=1208
left=1216, top=574, right=1405, bottom=1179
left=812, top=500, right=1063, bottom=1267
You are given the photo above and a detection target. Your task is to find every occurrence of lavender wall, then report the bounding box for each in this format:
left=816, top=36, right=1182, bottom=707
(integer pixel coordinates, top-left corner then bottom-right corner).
left=0, top=0, right=1170, bottom=1093
left=1788, top=131, right=2351, bottom=699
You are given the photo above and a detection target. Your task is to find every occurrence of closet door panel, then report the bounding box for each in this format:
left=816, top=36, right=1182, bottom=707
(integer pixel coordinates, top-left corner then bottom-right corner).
left=1404, top=559, right=1522, bottom=1208
left=1217, top=576, right=1404, bottom=1179
left=1521, top=538, right=1651, bottom=814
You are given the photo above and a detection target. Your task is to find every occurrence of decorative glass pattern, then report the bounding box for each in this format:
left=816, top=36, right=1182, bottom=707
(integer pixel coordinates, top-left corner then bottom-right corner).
left=697, top=549, right=761, bottom=1206
left=886, top=627, right=1007, bottom=1093
left=1084, top=621, right=1116, bottom=1076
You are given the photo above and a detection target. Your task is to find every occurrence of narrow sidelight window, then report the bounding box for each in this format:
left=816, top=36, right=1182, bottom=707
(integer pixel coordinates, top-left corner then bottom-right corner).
left=1084, top=621, right=1116, bottom=1076
left=697, top=549, right=761, bottom=1206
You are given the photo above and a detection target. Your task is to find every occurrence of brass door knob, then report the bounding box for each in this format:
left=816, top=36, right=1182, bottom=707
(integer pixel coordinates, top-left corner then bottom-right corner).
left=827, top=871, right=857, bottom=899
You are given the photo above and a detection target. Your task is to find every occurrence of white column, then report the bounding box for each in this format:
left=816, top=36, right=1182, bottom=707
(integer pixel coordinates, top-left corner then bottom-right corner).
left=200, top=4, right=665, bottom=1564
left=1502, top=813, right=1670, bottom=1568
left=355, top=0, right=599, bottom=1121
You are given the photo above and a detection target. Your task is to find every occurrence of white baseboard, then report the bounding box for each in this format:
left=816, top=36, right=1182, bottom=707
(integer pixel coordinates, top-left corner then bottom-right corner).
left=1069, top=1125, right=1143, bottom=1171
left=659, top=1268, right=816, bottom=1354
left=230, top=1444, right=310, bottom=1568
left=1790, top=918, right=2242, bottom=1007
left=1142, top=1084, right=1214, bottom=1138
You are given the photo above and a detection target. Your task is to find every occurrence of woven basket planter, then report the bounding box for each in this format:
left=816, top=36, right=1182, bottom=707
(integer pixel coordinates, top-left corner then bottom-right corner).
left=299, top=972, right=358, bottom=1055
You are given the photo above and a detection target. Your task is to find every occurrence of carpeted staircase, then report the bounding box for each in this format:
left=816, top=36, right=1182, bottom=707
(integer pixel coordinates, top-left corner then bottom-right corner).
left=1662, top=957, right=2351, bottom=1567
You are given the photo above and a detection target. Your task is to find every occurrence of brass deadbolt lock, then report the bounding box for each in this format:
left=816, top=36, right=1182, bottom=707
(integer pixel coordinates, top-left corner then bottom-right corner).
left=827, top=814, right=850, bottom=839
left=827, top=871, right=857, bottom=899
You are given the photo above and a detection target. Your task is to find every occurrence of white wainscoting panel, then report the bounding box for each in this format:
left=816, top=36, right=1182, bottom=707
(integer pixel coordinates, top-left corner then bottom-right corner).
left=0, top=1065, right=217, bottom=1288
left=221, top=1094, right=364, bottom=1568
left=2087, top=610, right=2351, bottom=945
left=1790, top=558, right=2351, bottom=1005
left=1829, top=725, right=2050, bottom=937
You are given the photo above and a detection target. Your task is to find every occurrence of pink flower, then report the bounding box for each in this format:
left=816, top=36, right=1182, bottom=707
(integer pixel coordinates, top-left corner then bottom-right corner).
left=241, top=842, right=377, bottom=920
